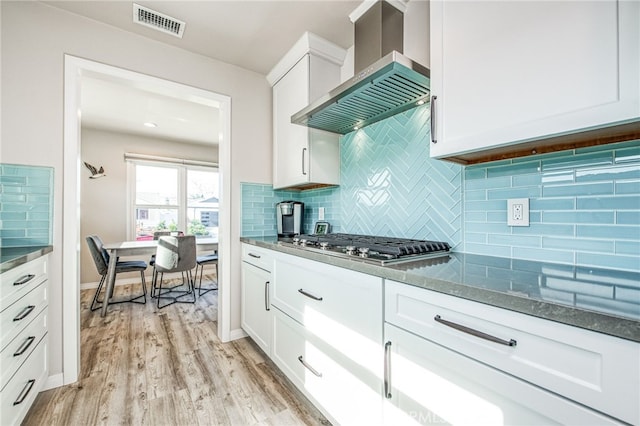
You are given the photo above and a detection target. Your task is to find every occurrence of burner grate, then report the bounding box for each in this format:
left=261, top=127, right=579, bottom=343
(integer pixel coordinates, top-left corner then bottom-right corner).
left=299, top=233, right=450, bottom=256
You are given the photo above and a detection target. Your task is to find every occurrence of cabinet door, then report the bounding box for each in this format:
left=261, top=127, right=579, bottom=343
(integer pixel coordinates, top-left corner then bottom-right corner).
left=273, top=55, right=310, bottom=189
left=430, top=0, right=640, bottom=159
left=383, top=324, right=621, bottom=425
left=240, top=262, right=271, bottom=355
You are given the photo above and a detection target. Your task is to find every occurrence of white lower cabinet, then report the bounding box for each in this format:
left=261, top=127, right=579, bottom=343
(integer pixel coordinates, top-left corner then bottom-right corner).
left=0, top=254, right=49, bottom=426
left=241, top=245, right=273, bottom=355
left=271, top=251, right=384, bottom=425
left=240, top=245, right=637, bottom=425
left=385, top=280, right=637, bottom=425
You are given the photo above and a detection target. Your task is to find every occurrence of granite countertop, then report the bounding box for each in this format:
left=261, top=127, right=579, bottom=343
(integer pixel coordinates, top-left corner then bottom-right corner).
left=0, top=246, right=53, bottom=274
left=241, top=236, right=640, bottom=343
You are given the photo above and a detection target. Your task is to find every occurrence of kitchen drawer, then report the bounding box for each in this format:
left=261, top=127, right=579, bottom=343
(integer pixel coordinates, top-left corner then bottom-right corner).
left=0, top=337, right=48, bottom=426
left=383, top=323, right=622, bottom=425
left=0, top=308, right=47, bottom=391
left=385, top=280, right=640, bottom=425
left=272, top=253, right=383, bottom=363
left=0, top=281, right=48, bottom=352
left=0, top=256, right=47, bottom=313
left=241, top=244, right=274, bottom=272
left=272, top=308, right=382, bottom=425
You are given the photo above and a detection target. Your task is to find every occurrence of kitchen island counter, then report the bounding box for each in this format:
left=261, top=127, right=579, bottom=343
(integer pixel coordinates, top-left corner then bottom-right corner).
left=1, top=246, right=53, bottom=274
left=241, top=236, right=640, bottom=342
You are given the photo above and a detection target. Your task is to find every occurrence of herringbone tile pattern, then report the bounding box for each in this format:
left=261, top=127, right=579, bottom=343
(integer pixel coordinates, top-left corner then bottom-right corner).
left=340, top=105, right=463, bottom=247
left=241, top=106, right=463, bottom=248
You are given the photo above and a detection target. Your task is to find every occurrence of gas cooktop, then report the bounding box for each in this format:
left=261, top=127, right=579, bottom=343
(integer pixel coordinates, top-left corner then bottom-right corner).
left=279, top=233, right=451, bottom=266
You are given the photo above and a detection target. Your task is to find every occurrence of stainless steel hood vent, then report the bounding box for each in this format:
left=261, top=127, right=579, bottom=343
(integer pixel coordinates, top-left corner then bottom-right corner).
left=291, top=1, right=430, bottom=135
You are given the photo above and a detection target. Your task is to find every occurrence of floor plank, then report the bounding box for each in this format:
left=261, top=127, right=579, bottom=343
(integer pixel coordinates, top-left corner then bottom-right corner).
left=23, top=276, right=329, bottom=425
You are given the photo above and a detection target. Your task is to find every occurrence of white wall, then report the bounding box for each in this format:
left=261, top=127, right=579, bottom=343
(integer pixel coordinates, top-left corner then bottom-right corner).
left=1, top=1, right=272, bottom=377
left=80, top=127, right=218, bottom=284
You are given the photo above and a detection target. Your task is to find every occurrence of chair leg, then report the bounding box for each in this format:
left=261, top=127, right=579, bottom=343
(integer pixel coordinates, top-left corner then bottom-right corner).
left=152, top=269, right=168, bottom=299
left=197, top=262, right=218, bottom=296
left=90, top=275, right=107, bottom=311
left=129, top=271, right=147, bottom=304
left=156, top=269, right=197, bottom=309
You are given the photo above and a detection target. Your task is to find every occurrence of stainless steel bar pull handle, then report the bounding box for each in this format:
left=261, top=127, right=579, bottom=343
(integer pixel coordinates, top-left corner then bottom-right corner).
left=13, top=305, right=36, bottom=322
left=13, top=336, right=36, bottom=357
left=302, top=148, right=307, bottom=175
left=384, top=341, right=392, bottom=399
left=265, top=281, right=270, bottom=311
left=14, top=274, right=35, bottom=286
left=13, top=379, right=36, bottom=406
left=298, top=356, right=322, bottom=377
left=298, top=289, right=322, bottom=301
left=430, top=95, right=438, bottom=144
left=248, top=253, right=261, bottom=259
left=434, top=315, right=517, bottom=347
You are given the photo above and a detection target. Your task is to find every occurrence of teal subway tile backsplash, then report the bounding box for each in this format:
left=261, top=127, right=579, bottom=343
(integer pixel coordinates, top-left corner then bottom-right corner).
left=618, top=212, right=640, bottom=225
left=241, top=105, right=463, bottom=247
left=617, top=241, right=640, bottom=256
left=541, top=150, right=613, bottom=171
left=241, top=103, right=639, bottom=272
left=465, top=139, right=640, bottom=271
left=240, top=182, right=340, bottom=237
left=543, top=237, right=614, bottom=253
left=338, top=105, right=462, bottom=245
left=615, top=145, right=640, bottom=163
left=543, top=182, right=614, bottom=197
left=543, top=211, right=614, bottom=224
left=0, top=164, right=54, bottom=247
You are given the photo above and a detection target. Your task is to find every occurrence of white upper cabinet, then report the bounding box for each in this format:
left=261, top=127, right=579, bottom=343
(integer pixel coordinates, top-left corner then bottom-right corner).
left=268, top=33, right=346, bottom=190
left=429, top=0, right=640, bottom=162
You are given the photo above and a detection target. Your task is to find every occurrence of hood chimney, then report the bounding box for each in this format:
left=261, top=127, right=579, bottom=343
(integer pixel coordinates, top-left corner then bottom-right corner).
left=291, top=1, right=430, bottom=135
left=355, top=1, right=404, bottom=73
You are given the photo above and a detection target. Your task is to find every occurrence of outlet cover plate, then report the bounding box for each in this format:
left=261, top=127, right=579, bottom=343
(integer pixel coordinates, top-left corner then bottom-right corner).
left=508, top=198, right=529, bottom=226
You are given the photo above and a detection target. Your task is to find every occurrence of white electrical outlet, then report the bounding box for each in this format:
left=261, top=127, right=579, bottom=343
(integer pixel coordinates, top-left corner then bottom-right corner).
left=507, top=198, right=529, bottom=226
left=318, top=207, right=325, bottom=220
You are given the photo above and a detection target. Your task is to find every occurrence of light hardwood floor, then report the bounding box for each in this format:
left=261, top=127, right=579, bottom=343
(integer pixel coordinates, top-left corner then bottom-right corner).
left=23, top=276, right=330, bottom=426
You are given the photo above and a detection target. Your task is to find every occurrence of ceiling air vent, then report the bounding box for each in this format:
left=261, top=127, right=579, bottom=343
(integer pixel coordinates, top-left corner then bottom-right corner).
left=133, top=4, right=185, bottom=38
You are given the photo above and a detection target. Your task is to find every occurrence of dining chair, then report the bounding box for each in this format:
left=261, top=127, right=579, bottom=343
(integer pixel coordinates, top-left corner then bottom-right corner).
left=150, top=231, right=185, bottom=287
left=195, top=252, right=218, bottom=296
left=85, top=235, right=148, bottom=311
left=153, top=235, right=197, bottom=308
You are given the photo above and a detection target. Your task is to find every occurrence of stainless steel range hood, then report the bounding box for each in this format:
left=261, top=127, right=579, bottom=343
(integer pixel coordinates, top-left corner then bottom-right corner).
left=291, top=1, right=430, bottom=135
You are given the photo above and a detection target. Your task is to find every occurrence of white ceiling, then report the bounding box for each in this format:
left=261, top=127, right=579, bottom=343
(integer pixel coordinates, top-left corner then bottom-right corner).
left=46, top=0, right=361, bottom=145
left=80, top=74, right=221, bottom=145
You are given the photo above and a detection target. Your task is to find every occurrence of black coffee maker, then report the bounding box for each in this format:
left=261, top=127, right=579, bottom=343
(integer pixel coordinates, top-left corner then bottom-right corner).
left=277, top=201, right=304, bottom=238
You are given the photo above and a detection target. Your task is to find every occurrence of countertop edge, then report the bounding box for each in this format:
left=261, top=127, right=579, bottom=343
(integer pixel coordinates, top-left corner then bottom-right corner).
left=1, top=246, right=53, bottom=273
left=241, top=237, right=640, bottom=343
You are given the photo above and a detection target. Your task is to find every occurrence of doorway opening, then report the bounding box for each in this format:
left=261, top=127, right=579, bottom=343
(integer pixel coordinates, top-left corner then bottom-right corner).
left=63, top=55, right=232, bottom=384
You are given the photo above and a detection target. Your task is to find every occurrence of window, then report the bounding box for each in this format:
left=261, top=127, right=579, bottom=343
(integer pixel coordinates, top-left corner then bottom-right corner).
left=129, top=161, right=219, bottom=240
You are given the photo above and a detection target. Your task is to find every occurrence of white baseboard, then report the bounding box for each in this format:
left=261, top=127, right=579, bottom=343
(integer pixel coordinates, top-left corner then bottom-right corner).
left=43, top=372, right=64, bottom=390
left=81, top=277, right=146, bottom=290
left=80, top=266, right=217, bottom=290
left=228, top=328, right=248, bottom=341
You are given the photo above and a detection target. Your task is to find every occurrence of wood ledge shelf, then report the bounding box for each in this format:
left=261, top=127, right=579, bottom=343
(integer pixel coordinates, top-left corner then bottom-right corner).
left=440, top=121, right=640, bottom=166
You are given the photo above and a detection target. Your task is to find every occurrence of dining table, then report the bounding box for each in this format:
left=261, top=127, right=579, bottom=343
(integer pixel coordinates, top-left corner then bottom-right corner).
left=100, top=237, right=218, bottom=316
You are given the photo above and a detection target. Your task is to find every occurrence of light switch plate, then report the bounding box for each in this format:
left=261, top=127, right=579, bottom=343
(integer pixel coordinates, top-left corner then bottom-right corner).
left=507, top=198, right=529, bottom=226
